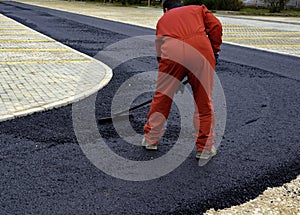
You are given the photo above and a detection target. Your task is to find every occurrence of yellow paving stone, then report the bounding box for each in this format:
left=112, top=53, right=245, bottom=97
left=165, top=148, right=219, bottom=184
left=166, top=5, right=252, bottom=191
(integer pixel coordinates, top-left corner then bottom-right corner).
left=0, top=48, right=69, bottom=52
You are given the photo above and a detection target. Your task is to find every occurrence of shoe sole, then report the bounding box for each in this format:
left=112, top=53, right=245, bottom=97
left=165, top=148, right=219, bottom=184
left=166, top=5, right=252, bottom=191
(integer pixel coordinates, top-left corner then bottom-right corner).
left=145, top=145, right=158, bottom=150
left=196, top=146, right=217, bottom=159
left=141, top=137, right=158, bottom=150
left=196, top=152, right=216, bottom=160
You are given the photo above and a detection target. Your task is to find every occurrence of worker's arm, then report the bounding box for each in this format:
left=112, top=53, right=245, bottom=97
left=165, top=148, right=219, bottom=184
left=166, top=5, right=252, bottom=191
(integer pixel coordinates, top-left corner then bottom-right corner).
left=155, top=35, right=163, bottom=62
left=202, top=5, right=223, bottom=54
left=155, top=21, right=164, bottom=62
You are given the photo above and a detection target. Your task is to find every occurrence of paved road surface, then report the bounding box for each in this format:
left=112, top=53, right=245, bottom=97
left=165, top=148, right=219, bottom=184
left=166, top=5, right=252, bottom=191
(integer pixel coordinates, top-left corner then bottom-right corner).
left=0, top=1, right=299, bottom=214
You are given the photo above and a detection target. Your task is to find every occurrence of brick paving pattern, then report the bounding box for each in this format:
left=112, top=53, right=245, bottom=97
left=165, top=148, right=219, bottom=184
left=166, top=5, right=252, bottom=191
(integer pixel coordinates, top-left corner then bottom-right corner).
left=0, top=14, right=112, bottom=122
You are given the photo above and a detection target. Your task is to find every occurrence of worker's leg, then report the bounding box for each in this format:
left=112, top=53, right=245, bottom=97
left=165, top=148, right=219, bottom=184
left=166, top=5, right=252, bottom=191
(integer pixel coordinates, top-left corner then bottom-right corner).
left=187, top=71, right=215, bottom=151
left=144, top=59, right=186, bottom=145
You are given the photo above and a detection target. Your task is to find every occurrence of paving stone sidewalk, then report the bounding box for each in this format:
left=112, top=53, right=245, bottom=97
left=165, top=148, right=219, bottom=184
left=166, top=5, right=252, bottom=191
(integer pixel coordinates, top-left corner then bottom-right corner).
left=0, top=13, right=112, bottom=122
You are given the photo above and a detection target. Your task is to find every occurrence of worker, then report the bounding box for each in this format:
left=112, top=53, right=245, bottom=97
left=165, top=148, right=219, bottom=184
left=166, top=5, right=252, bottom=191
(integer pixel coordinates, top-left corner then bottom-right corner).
left=142, top=0, right=222, bottom=160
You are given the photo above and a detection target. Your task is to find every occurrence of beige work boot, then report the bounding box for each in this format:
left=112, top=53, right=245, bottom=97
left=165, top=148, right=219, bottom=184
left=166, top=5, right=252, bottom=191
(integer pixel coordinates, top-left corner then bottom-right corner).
left=196, top=145, right=217, bottom=160
left=141, top=137, right=158, bottom=150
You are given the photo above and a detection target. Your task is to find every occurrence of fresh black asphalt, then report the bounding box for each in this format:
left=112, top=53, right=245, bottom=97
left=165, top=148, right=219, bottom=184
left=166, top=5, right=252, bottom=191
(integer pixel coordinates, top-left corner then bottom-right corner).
left=0, top=1, right=299, bottom=214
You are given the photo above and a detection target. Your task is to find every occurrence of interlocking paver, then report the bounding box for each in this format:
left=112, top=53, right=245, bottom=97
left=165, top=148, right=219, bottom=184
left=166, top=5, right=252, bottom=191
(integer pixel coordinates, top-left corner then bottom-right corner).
left=222, top=25, right=300, bottom=47
left=0, top=13, right=112, bottom=122
left=218, top=16, right=300, bottom=56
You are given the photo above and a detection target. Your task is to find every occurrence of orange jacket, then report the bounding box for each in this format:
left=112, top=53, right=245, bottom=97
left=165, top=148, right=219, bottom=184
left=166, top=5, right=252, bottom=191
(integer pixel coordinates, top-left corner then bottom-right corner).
left=156, top=5, right=222, bottom=58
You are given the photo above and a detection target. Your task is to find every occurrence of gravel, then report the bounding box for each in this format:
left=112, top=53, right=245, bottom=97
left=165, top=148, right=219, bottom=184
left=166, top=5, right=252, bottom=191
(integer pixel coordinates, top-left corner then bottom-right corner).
left=205, top=175, right=300, bottom=214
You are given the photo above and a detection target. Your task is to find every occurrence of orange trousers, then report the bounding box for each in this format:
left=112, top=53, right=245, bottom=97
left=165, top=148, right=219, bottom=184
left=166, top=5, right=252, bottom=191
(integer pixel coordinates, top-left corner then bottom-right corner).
left=144, top=56, right=215, bottom=151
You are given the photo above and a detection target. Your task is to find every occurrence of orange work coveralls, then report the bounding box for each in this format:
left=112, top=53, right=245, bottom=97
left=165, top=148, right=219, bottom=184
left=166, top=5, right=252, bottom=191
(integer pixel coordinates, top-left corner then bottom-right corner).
left=144, top=5, right=222, bottom=151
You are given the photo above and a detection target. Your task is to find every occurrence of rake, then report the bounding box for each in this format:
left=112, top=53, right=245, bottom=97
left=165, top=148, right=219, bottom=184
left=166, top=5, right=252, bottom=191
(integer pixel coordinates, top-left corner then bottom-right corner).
left=97, top=79, right=189, bottom=124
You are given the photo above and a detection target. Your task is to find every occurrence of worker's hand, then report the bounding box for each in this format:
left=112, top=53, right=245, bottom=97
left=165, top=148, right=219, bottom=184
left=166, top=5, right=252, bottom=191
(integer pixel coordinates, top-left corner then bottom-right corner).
left=176, top=83, right=185, bottom=94
left=214, top=53, right=220, bottom=65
